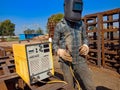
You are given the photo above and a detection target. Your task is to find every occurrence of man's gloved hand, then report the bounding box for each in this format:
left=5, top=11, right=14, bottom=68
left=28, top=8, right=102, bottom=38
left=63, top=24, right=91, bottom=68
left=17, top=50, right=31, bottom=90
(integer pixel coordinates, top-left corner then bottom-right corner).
left=57, top=49, right=72, bottom=62
left=79, top=44, right=89, bottom=56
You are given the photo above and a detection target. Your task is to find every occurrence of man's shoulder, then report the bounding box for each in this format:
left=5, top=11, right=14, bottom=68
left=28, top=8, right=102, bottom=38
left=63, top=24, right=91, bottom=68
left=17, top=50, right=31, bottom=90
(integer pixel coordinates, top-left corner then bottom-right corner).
left=56, top=18, right=66, bottom=27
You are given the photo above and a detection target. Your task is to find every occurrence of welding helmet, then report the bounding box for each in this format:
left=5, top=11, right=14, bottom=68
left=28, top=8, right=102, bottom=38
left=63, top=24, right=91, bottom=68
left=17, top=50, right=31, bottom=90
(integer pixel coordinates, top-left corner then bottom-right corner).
left=64, top=0, right=83, bottom=22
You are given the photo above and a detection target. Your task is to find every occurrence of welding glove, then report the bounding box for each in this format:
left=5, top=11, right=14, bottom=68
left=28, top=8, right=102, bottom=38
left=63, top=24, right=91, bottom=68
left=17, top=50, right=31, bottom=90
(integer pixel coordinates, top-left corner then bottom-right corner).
left=79, top=44, right=89, bottom=56
left=57, top=49, right=72, bottom=62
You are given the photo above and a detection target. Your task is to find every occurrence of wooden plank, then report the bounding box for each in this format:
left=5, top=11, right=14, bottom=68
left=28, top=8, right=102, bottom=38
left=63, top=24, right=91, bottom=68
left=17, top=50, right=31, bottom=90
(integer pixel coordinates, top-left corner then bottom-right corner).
left=105, top=59, right=117, bottom=63
left=28, top=77, right=75, bottom=90
left=0, top=81, right=8, bottom=90
left=103, top=19, right=119, bottom=23
left=104, top=40, right=119, bottom=43
left=6, top=60, right=11, bottom=66
left=0, top=56, right=9, bottom=60
left=84, top=8, right=120, bottom=18
left=0, top=73, right=18, bottom=81
left=104, top=50, right=117, bottom=54
left=33, top=83, right=73, bottom=90
left=0, top=56, right=17, bottom=81
left=88, top=56, right=98, bottom=60
left=102, top=28, right=118, bottom=32
left=2, top=66, right=10, bottom=75
left=88, top=39, right=98, bottom=43
left=89, top=49, right=98, bottom=52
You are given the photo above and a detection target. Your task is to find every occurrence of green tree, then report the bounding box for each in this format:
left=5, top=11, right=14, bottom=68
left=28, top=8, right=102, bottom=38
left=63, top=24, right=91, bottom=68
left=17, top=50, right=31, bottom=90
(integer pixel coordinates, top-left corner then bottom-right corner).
left=24, top=29, right=35, bottom=34
left=0, top=20, right=15, bottom=36
left=47, top=13, right=64, bottom=33
left=36, top=27, right=44, bottom=34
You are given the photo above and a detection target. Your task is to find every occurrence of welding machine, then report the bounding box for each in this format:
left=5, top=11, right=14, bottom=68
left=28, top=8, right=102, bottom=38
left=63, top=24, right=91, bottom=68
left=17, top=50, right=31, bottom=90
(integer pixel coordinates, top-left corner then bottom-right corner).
left=13, top=42, right=54, bottom=85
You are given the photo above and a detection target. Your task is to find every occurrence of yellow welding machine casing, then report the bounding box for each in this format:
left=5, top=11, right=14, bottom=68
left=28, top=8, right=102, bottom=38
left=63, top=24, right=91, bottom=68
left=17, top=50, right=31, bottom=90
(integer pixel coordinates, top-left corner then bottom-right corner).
left=13, top=42, right=54, bottom=85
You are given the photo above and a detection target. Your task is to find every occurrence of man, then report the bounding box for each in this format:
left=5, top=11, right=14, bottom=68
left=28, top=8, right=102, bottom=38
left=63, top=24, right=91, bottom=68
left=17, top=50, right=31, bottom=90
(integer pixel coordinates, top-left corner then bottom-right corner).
left=53, top=0, right=96, bottom=90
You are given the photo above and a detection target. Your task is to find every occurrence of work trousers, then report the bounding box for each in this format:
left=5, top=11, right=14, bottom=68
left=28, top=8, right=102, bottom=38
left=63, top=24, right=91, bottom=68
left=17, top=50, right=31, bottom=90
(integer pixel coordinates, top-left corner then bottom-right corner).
left=59, top=60, right=96, bottom=90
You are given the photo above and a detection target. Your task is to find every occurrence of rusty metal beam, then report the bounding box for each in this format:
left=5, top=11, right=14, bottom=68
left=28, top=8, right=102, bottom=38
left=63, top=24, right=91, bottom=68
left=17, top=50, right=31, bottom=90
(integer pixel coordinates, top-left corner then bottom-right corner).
left=97, top=14, right=102, bottom=67
left=84, top=8, right=120, bottom=18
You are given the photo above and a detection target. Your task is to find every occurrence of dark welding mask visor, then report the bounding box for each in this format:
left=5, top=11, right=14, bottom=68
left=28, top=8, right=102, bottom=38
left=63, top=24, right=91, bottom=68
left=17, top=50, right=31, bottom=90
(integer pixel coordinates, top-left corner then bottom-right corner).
left=73, top=2, right=83, bottom=12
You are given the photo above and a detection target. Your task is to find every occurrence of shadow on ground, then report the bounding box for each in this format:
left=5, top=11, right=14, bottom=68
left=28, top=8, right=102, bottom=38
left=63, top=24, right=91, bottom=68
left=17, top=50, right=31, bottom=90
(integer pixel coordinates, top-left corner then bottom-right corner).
left=96, top=86, right=112, bottom=90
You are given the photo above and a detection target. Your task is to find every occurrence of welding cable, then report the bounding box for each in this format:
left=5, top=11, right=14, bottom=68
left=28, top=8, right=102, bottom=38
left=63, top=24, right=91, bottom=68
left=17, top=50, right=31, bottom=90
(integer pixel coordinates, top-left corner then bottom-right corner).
left=69, top=65, right=82, bottom=90
left=47, top=80, right=67, bottom=84
left=36, top=67, right=81, bottom=90
left=65, top=46, right=81, bottom=90
left=37, top=78, right=67, bottom=85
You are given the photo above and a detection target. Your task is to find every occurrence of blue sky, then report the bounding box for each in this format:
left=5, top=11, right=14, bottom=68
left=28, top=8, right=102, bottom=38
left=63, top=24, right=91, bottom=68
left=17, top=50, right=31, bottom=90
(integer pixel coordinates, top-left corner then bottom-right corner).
left=0, top=0, right=120, bottom=35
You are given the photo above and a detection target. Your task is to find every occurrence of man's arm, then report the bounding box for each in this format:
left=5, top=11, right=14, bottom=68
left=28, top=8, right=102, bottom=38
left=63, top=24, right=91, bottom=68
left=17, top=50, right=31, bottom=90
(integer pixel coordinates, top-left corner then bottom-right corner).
left=82, top=22, right=88, bottom=45
left=79, top=22, right=89, bottom=56
left=52, top=22, right=72, bottom=62
left=52, top=24, right=60, bottom=54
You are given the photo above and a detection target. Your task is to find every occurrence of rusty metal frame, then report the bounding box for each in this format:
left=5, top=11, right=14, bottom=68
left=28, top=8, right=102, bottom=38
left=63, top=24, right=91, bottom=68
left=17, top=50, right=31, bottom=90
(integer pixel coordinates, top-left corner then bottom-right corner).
left=0, top=56, right=18, bottom=81
left=83, top=8, right=120, bottom=73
